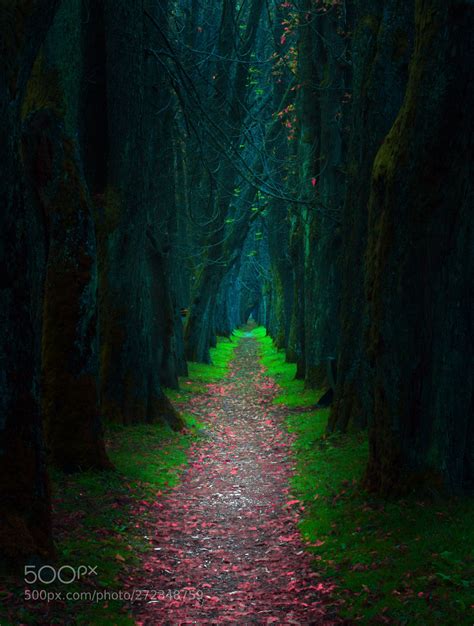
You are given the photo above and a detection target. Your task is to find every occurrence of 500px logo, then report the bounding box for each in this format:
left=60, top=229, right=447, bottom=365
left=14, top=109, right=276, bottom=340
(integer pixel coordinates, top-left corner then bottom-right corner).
left=24, top=565, right=98, bottom=585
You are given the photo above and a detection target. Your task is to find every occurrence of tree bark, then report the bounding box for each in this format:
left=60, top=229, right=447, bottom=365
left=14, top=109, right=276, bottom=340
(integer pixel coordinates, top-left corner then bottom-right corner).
left=18, top=0, right=113, bottom=472
left=23, top=110, right=111, bottom=472
left=99, top=1, right=182, bottom=428
left=329, top=0, right=414, bottom=432
left=364, top=0, right=474, bottom=493
left=302, top=1, right=346, bottom=389
left=185, top=269, right=219, bottom=363
left=287, top=216, right=306, bottom=377
left=0, top=0, right=59, bottom=570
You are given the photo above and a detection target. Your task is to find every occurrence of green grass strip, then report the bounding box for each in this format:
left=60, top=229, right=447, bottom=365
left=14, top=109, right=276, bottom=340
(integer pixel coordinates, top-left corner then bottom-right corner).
left=252, top=326, right=474, bottom=625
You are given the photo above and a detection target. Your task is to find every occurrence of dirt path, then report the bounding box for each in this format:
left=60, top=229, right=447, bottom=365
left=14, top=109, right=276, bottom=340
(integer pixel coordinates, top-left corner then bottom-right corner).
left=128, top=336, right=339, bottom=625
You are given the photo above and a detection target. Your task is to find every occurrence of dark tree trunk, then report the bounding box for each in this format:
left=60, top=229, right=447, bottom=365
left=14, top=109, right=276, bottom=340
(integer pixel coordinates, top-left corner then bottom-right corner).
left=364, top=0, right=474, bottom=494
left=329, top=0, right=414, bottom=432
left=98, top=1, right=182, bottom=428
left=287, top=217, right=306, bottom=378
left=214, top=271, right=237, bottom=337
left=23, top=110, right=111, bottom=472
left=0, top=0, right=59, bottom=570
left=17, top=1, right=113, bottom=471
left=302, top=1, right=346, bottom=389
left=185, top=270, right=219, bottom=363
left=267, top=203, right=293, bottom=350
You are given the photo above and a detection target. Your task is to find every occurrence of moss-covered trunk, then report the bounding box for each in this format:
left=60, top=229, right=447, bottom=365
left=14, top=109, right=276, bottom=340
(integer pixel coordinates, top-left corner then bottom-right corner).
left=364, top=0, right=473, bottom=493
left=17, top=0, right=117, bottom=470
left=267, top=202, right=293, bottom=350
left=329, top=0, right=414, bottom=433
left=23, top=110, right=110, bottom=472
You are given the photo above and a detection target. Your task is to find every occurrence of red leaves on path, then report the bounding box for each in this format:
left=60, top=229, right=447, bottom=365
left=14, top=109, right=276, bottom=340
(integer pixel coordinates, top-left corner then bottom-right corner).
left=127, top=338, right=341, bottom=624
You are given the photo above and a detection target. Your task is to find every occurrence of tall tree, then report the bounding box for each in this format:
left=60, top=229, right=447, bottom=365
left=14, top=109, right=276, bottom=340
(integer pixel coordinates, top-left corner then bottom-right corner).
left=21, top=0, right=111, bottom=471
left=364, top=0, right=473, bottom=493
left=300, top=0, right=348, bottom=388
left=329, top=0, right=414, bottom=433
left=23, top=109, right=110, bottom=472
left=99, top=0, right=182, bottom=427
left=0, top=0, right=59, bottom=569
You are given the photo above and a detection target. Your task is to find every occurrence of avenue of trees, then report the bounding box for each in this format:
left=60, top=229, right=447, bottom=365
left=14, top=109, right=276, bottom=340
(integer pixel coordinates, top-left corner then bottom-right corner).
left=0, top=0, right=472, bottom=569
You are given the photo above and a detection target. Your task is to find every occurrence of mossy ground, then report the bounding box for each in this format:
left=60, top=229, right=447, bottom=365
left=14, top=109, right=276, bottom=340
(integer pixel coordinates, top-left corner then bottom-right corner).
left=2, top=330, right=471, bottom=624
left=252, top=326, right=474, bottom=625
left=0, top=336, right=237, bottom=626
left=166, top=336, right=238, bottom=402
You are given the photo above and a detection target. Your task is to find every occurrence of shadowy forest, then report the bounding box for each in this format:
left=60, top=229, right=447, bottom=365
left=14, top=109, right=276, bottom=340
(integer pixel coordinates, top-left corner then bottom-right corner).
left=0, top=0, right=473, bottom=623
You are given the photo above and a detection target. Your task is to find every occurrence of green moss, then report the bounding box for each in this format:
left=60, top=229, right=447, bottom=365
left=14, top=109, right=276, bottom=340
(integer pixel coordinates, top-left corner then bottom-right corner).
left=254, top=326, right=474, bottom=624
left=186, top=336, right=237, bottom=383
left=106, top=418, right=199, bottom=487
left=21, top=52, right=65, bottom=120
left=165, top=335, right=239, bottom=405
left=0, top=411, right=201, bottom=625
left=249, top=326, right=319, bottom=408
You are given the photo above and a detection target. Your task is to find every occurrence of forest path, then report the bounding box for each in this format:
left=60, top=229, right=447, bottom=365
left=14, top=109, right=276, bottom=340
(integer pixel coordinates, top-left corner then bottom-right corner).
left=129, top=336, right=340, bottom=625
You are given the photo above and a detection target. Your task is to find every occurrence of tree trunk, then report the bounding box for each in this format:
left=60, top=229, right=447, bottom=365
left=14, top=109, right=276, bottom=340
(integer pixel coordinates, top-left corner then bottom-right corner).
left=364, top=0, right=474, bottom=494
left=329, top=0, right=414, bottom=432
left=185, top=270, right=219, bottom=363
left=287, top=217, right=306, bottom=377
left=19, top=1, right=113, bottom=471
left=98, top=1, right=182, bottom=429
left=0, top=0, right=59, bottom=571
left=302, top=1, right=346, bottom=389
left=23, top=110, right=111, bottom=472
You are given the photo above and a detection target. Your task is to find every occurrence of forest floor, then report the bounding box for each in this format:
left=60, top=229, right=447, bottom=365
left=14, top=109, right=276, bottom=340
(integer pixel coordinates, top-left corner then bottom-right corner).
left=126, top=333, right=342, bottom=625
left=1, top=329, right=472, bottom=625
left=255, top=328, right=473, bottom=625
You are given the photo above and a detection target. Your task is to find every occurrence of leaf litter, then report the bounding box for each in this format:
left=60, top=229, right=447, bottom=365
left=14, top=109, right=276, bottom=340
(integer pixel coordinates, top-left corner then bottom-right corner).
left=126, top=337, right=343, bottom=625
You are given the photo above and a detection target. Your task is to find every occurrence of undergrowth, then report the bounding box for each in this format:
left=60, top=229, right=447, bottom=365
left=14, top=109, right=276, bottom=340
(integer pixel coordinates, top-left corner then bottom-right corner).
left=0, top=336, right=237, bottom=626
left=253, top=326, right=474, bottom=625
left=166, top=335, right=237, bottom=403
